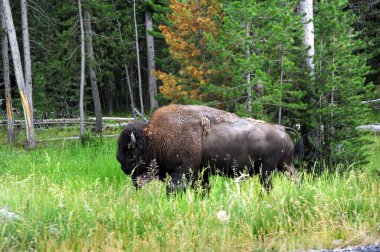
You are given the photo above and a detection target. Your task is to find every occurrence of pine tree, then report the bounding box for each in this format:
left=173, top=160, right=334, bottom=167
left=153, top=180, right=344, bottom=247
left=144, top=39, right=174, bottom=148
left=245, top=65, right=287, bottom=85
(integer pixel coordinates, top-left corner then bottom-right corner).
left=154, top=0, right=229, bottom=104
left=144, top=1, right=158, bottom=111
left=313, top=0, right=373, bottom=166
left=83, top=8, right=102, bottom=132
left=349, top=0, right=380, bottom=92
left=214, top=0, right=305, bottom=121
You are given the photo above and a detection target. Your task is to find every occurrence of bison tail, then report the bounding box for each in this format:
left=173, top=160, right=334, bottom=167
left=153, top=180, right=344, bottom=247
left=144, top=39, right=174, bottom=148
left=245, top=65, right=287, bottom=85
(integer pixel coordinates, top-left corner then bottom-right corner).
left=294, top=138, right=304, bottom=160
left=285, top=127, right=304, bottom=160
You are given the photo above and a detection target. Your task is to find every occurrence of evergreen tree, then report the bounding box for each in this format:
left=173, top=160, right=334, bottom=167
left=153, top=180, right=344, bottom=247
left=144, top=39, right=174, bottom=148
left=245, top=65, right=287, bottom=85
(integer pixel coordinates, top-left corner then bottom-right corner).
left=25, top=0, right=146, bottom=117
left=154, top=0, right=230, bottom=104
left=348, top=0, right=380, bottom=122
left=313, top=0, right=373, bottom=166
left=215, top=0, right=306, bottom=121
left=28, top=1, right=81, bottom=117
left=349, top=0, right=380, bottom=92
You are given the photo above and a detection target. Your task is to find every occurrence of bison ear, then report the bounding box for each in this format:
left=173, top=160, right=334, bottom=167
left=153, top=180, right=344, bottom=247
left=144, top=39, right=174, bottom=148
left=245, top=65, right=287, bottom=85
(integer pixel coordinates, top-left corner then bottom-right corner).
left=130, top=132, right=136, bottom=149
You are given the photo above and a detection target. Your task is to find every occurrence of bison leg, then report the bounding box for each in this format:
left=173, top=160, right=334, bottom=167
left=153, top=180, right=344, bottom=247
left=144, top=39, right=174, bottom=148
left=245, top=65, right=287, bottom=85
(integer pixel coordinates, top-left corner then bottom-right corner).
left=166, top=170, right=190, bottom=195
left=259, top=164, right=275, bottom=192
left=285, top=163, right=297, bottom=180
left=166, top=168, right=209, bottom=196
left=191, top=168, right=210, bottom=195
left=278, top=162, right=297, bottom=180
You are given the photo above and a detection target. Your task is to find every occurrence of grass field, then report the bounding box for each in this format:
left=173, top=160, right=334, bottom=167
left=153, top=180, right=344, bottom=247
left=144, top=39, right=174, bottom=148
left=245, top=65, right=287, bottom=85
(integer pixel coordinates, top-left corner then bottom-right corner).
left=0, top=127, right=379, bottom=251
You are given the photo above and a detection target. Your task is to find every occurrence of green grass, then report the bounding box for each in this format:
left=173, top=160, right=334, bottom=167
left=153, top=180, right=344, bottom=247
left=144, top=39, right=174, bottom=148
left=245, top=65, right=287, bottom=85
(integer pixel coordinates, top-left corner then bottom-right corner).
left=0, top=128, right=379, bottom=251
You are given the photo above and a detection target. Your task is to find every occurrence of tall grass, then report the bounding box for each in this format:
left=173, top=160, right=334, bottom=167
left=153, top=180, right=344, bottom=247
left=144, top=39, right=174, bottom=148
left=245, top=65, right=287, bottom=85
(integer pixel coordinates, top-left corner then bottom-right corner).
left=0, top=131, right=379, bottom=251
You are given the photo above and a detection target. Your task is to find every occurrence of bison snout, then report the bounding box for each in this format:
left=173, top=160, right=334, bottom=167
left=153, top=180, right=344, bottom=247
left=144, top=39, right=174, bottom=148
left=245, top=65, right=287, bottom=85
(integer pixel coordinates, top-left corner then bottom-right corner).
left=120, top=165, right=130, bottom=175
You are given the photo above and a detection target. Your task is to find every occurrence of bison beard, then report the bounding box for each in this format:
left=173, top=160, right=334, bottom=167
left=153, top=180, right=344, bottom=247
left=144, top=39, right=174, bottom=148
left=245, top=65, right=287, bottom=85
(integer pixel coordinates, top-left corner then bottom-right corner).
left=116, top=104, right=300, bottom=193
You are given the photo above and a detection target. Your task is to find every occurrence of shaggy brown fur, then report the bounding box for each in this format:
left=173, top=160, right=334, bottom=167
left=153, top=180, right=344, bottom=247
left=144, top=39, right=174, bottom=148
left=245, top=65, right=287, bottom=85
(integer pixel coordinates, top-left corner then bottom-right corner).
left=145, top=105, right=239, bottom=178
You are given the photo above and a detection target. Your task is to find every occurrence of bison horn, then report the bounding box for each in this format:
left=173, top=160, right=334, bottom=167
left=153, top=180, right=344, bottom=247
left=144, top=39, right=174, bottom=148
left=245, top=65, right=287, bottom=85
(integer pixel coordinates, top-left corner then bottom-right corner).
left=130, top=132, right=136, bottom=148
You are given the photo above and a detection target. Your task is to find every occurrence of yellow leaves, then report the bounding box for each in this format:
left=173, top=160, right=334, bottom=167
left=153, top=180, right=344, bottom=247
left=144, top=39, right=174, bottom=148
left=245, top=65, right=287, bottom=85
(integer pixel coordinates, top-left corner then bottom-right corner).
left=159, top=25, right=168, bottom=33
left=206, top=69, right=217, bottom=76
left=185, top=66, right=204, bottom=82
left=158, top=0, right=224, bottom=103
left=198, top=17, right=211, bottom=26
left=179, top=23, right=189, bottom=31
left=191, top=49, right=200, bottom=57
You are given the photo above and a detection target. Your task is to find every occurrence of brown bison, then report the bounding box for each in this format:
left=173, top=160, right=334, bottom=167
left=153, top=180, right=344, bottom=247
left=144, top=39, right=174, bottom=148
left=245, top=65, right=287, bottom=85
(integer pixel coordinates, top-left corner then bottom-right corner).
left=116, top=104, right=301, bottom=193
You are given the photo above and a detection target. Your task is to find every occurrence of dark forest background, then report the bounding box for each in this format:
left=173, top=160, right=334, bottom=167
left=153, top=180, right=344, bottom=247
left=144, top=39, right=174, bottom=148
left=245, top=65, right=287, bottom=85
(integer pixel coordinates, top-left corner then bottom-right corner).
left=0, top=0, right=379, bottom=168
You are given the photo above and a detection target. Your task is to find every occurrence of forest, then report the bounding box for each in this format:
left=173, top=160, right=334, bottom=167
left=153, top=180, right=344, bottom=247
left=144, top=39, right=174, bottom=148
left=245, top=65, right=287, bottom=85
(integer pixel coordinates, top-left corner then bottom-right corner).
left=0, top=0, right=379, bottom=165
left=0, top=0, right=380, bottom=251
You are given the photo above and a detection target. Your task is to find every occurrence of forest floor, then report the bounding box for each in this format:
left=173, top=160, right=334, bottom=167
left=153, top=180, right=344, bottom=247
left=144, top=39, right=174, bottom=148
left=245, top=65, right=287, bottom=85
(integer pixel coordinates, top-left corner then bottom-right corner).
left=0, top=126, right=379, bottom=251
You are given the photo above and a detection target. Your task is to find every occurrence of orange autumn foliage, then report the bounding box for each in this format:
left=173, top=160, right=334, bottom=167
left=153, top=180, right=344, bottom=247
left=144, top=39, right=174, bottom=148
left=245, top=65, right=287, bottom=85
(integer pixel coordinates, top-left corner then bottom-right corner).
left=155, top=0, right=223, bottom=103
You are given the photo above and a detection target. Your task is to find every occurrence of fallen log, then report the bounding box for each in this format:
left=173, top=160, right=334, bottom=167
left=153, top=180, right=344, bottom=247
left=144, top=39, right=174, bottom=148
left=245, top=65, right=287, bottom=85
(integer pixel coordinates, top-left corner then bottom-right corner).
left=0, top=118, right=80, bottom=125
left=0, top=117, right=134, bottom=126
left=356, top=124, right=380, bottom=132
left=37, top=134, right=119, bottom=142
left=88, top=117, right=134, bottom=121
left=103, top=123, right=129, bottom=128
left=361, top=98, right=380, bottom=104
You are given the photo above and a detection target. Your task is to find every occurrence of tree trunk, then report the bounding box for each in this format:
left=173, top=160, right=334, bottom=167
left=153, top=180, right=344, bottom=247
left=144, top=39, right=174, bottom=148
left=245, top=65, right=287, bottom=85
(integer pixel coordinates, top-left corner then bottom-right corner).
left=297, top=0, right=315, bottom=75
left=125, top=63, right=137, bottom=118
left=327, top=32, right=336, bottom=167
left=115, top=15, right=136, bottom=117
left=78, top=0, right=86, bottom=143
left=245, top=20, right=252, bottom=114
left=2, top=0, right=35, bottom=148
left=83, top=9, right=102, bottom=133
left=278, top=44, right=285, bottom=125
left=103, top=74, right=113, bottom=114
left=145, top=9, right=158, bottom=112
left=133, top=0, right=144, bottom=117
left=298, top=0, right=316, bottom=165
left=0, top=3, right=15, bottom=143
left=20, top=0, right=33, bottom=114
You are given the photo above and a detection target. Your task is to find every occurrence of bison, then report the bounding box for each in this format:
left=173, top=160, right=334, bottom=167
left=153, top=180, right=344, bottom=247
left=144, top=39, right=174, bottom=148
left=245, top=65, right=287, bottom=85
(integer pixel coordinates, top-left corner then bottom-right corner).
left=116, top=104, right=301, bottom=193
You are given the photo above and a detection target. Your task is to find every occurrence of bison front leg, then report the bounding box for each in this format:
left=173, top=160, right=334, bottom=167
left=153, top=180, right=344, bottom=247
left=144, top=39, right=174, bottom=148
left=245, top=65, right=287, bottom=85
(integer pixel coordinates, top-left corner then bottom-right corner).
left=166, top=147, right=203, bottom=195
left=166, top=168, right=208, bottom=195
left=166, top=170, right=190, bottom=195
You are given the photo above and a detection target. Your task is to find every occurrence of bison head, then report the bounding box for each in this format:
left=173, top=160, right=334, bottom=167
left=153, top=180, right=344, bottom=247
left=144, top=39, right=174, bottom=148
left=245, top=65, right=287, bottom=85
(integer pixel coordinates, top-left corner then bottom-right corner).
left=116, top=122, right=148, bottom=184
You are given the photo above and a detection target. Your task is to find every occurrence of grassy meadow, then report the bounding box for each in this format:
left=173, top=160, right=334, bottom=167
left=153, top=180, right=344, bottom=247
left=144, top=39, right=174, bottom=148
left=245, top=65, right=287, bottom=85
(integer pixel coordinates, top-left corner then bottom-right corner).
left=0, top=127, right=379, bottom=251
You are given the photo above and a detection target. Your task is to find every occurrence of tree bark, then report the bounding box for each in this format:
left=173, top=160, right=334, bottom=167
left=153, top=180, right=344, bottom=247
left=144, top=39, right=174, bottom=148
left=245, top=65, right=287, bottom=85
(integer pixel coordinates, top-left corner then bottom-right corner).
left=145, top=9, right=158, bottom=111
left=297, top=0, right=315, bottom=75
left=125, top=63, right=137, bottom=118
left=103, top=74, right=113, bottom=114
left=0, top=2, right=15, bottom=143
left=245, top=20, right=252, bottom=114
left=115, top=16, right=136, bottom=118
left=362, top=98, right=380, bottom=104
left=83, top=9, right=102, bottom=132
left=133, top=0, right=144, bottom=117
left=21, top=0, right=33, bottom=114
left=298, top=0, right=316, bottom=164
left=78, top=0, right=86, bottom=143
left=278, top=44, right=285, bottom=125
left=2, top=0, right=35, bottom=148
